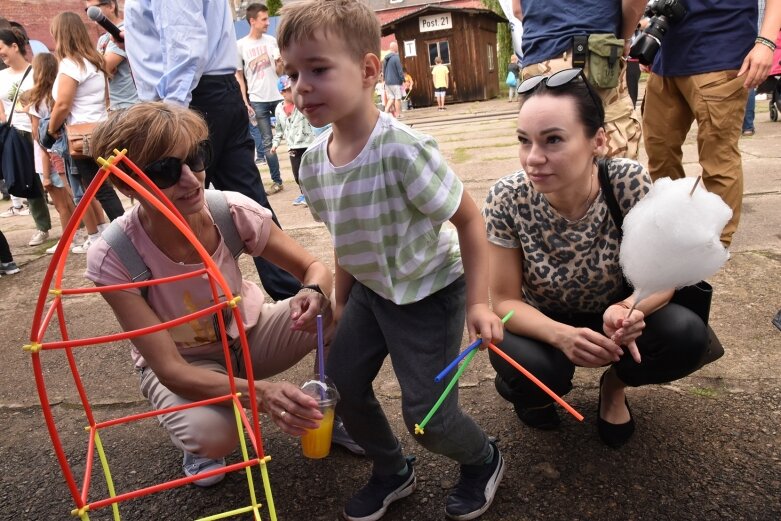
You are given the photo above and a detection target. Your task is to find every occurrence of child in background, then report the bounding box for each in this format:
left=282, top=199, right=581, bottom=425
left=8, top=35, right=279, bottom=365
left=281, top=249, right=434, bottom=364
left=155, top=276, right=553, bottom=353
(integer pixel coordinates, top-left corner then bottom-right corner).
left=432, top=56, right=449, bottom=111
left=270, top=75, right=314, bottom=207
left=278, top=1, right=505, bottom=520
left=22, top=53, right=78, bottom=254
left=402, top=68, right=414, bottom=110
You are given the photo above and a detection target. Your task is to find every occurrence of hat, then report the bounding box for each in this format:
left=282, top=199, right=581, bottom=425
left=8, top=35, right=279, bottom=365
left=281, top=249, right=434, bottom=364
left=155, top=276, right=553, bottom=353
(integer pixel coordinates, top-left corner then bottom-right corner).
left=277, top=75, right=291, bottom=92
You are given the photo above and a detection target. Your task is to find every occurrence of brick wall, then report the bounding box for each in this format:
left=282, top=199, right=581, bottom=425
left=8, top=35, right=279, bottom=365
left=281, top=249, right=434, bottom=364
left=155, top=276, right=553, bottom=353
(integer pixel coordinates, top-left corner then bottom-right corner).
left=2, top=0, right=106, bottom=50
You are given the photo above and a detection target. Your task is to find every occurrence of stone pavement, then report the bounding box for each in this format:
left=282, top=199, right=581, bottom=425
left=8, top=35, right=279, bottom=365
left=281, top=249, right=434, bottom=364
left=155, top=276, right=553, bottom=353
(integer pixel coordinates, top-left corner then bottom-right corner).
left=0, top=95, right=779, bottom=520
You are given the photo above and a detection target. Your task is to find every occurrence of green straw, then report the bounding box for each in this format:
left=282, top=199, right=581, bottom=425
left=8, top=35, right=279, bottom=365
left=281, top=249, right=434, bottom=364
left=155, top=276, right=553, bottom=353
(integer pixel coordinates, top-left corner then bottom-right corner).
left=415, top=347, right=478, bottom=435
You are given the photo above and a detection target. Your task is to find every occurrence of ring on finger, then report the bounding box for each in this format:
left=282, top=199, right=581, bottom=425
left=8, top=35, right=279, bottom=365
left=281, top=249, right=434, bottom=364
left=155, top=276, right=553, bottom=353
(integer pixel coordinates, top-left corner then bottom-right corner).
left=279, top=410, right=287, bottom=419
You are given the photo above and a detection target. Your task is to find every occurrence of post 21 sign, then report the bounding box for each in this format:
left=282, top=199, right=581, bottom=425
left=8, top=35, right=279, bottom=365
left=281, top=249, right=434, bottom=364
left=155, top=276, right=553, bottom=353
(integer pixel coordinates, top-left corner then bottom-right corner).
left=419, top=12, right=452, bottom=33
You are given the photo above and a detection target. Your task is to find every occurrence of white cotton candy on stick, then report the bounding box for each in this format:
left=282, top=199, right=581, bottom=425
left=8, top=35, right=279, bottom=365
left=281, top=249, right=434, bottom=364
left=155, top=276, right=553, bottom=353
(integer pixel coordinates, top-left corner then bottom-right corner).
left=619, top=176, right=732, bottom=305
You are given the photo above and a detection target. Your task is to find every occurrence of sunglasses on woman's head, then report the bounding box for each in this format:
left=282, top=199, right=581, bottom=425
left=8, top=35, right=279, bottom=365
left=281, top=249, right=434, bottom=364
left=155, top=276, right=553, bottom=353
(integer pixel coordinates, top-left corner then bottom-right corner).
left=131, top=141, right=212, bottom=189
left=517, top=68, right=604, bottom=123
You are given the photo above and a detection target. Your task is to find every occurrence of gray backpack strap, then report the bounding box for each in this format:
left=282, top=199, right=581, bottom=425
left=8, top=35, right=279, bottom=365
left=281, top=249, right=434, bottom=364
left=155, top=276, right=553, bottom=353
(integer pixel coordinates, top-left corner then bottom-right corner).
left=102, top=220, right=151, bottom=298
left=205, top=190, right=244, bottom=259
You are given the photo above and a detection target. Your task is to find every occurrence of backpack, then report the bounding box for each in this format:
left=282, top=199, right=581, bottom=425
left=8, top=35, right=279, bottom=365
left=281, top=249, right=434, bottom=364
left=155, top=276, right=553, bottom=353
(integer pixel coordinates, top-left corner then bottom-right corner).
left=102, top=190, right=245, bottom=298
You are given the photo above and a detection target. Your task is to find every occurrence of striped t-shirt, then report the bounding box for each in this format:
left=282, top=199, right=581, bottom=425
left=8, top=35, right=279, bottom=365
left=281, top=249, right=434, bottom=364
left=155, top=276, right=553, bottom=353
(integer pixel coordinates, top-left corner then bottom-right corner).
left=299, top=111, right=464, bottom=305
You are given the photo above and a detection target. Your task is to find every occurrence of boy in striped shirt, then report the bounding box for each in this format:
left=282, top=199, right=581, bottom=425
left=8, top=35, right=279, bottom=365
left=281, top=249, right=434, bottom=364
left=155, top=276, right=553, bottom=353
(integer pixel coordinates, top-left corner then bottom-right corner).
left=278, top=2, right=505, bottom=520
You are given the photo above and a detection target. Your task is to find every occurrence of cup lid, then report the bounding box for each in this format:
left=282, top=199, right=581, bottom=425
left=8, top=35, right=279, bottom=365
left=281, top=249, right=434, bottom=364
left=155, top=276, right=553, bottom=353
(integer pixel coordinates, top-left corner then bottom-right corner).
left=301, top=377, right=340, bottom=405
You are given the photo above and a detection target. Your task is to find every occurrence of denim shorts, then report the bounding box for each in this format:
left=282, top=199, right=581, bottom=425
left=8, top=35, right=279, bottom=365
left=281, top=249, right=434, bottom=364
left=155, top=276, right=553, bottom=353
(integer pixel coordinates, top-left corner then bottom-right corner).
left=38, top=171, right=65, bottom=189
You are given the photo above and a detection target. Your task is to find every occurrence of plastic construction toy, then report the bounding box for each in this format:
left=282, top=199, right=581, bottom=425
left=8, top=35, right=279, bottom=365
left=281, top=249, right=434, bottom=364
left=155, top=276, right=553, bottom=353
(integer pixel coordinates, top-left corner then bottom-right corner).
left=25, top=150, right=277, bottom=520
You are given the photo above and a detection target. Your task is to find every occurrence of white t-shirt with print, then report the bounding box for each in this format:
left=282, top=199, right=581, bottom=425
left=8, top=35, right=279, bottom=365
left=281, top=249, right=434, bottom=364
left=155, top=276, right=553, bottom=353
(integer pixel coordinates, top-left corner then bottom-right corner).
left=236, top=33, right=283, bottom=103
left=0, top=66, right=34, bottom=133
left=53, top=58, right=107, bottom=125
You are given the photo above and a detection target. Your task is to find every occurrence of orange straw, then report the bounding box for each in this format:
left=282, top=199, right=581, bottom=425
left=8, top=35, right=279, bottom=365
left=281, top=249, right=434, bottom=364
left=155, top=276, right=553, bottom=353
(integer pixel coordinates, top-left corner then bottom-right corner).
left=487, top=343, right=584, bottom=421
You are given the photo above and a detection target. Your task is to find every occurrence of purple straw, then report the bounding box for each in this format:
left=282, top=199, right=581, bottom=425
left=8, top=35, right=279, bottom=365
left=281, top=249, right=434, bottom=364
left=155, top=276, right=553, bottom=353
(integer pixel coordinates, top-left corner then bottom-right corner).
left=317, top=314, right=325, bottom=382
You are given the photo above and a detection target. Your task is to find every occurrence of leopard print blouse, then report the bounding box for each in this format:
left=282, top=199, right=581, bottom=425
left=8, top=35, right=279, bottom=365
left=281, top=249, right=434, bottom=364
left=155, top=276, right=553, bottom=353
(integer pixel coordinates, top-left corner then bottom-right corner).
left=483, top=158, right=651, bottom=315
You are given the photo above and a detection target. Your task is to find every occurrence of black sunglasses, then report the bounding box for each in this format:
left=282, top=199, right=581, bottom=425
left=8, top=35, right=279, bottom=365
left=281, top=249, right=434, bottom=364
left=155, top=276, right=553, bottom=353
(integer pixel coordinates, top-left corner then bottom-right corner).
left=517, top=68, right=604, bottom=123
left=127, top=141, right=212, bottom=189
left=84, top=1, right=111, bottom=12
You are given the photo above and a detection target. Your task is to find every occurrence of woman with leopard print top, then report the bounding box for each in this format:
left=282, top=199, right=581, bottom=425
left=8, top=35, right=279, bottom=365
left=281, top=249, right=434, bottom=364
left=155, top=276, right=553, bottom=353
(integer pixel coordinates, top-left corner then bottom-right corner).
left=482, top=69, right=709, bottom=448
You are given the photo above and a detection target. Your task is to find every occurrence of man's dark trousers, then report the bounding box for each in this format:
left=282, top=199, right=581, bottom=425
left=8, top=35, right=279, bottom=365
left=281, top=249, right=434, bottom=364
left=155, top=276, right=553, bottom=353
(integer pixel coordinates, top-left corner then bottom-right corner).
left=191, top=74, right=300, bottom=301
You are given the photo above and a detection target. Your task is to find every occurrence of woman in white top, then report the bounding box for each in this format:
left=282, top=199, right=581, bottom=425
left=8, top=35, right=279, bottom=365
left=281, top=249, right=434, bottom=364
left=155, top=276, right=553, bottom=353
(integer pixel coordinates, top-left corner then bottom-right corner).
left=48, top=12, right=125, bottom=251
left=0, top=26, right=52, bottom=247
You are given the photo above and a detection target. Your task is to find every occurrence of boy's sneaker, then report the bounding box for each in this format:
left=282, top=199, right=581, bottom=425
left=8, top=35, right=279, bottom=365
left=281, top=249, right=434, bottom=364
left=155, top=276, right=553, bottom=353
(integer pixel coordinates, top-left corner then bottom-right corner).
left=182, top=451, right=226, bottom=488
left=331, top=417, right=365, bottom=456
left=343, top=456, right=416, bottom=521
left=445, top=440, right=504, bottom=520
left=0, top=206, right=29, bottom=217
left=269, top=182, right=284, bottom=194
left=29, top=230, right=49, bottom=246
left=292, top=194, right=307, bottom=206
left=0, top=261, right=21, bottom=275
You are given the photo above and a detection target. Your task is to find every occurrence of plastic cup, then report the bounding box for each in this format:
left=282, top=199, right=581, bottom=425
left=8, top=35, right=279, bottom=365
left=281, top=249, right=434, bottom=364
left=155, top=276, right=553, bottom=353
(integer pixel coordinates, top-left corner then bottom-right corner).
left=300, top=377, right=339, bottom=459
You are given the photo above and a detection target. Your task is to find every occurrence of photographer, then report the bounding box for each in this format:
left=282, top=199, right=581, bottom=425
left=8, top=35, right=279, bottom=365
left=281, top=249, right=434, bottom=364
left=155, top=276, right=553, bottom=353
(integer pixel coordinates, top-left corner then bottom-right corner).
left=642, top=0, right=781, bottom=248
left=511, top=0, right=647, bottom=159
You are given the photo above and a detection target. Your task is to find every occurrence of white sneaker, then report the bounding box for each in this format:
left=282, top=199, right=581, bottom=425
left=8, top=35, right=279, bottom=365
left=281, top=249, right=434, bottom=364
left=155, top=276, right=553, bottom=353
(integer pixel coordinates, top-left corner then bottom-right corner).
left=29, top=230, right=49, bottom=246
left=182, top=451, right=226, bottom=487
left=45, top=240, right=60, bottom=254
left=71, top=237, right=93, bottom=254
left=0, top=206, right=29, bottom=218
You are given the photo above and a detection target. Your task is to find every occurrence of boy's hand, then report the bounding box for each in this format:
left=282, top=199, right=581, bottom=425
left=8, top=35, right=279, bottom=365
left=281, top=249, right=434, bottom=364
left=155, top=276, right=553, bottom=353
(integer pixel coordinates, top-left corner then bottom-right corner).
left=270, top=146, right=277, bottom=154
left=466, top=303, right=504, bottom=347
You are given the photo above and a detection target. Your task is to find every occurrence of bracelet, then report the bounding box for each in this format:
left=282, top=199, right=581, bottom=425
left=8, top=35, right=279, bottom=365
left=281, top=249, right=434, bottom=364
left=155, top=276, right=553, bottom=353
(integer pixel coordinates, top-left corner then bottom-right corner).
left=299, top=283, right=325, bottom=296
left=755, top=36, right=777, bottom=51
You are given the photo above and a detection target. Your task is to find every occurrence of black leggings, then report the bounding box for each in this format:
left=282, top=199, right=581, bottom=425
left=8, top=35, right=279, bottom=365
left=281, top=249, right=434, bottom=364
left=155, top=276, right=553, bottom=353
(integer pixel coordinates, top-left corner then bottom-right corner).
left=0, top=230, right=13, bottom=263
left=490, top=303, right=709, bottom=408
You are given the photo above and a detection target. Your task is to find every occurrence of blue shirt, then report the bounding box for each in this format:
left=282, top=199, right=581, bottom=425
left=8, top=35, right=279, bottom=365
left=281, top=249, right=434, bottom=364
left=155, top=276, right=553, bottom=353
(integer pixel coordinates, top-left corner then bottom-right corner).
left=520, top=0, right=621, bottom=67
left=652, top=0, right=758, bottom=76
left=125, top=0, right=239, bottom=106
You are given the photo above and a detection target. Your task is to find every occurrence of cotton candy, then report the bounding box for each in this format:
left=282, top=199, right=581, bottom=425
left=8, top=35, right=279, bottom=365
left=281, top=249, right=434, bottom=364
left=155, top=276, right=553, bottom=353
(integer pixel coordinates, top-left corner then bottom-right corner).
left=619, top=177, right=731, bottom=304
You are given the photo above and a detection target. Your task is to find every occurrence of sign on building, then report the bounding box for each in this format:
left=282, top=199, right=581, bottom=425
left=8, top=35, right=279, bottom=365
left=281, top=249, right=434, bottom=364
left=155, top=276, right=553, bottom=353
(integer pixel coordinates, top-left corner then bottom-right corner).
left=419, top=13, right=453, bottom=33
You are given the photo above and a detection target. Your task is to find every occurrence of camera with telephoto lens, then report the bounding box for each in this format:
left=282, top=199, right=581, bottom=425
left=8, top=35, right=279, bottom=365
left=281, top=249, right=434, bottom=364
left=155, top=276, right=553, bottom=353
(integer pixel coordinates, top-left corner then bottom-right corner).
left=629, top=0, right=687, bottom=65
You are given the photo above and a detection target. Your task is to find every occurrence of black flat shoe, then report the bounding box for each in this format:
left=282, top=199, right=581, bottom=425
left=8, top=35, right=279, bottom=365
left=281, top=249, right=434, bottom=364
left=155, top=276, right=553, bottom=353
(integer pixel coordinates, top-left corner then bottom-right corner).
left=597, top=370, right=635, bottom=448
left=514, top=403, right=560, bottom=430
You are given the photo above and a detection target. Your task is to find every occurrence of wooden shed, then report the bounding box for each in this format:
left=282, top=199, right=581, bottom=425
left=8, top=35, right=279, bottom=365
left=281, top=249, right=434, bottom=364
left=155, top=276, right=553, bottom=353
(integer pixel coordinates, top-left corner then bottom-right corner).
left=380, top=4, right=506, bottom=108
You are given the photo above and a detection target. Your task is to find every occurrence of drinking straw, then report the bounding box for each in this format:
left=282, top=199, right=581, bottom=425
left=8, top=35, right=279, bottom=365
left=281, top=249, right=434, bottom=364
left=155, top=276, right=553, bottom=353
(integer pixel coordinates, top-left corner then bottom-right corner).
left=434, top=310, right=515, bottom=382
left=487, top=342, right=583, bottom=421
left=415, top=348, right=478, bottom=435
left=316, top=314, right=325, bottom=382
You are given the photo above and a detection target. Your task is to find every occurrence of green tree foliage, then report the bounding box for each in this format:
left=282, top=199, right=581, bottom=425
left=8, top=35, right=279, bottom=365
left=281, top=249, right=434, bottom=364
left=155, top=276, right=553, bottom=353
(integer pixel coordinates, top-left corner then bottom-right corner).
left=267, top=0, right=283, bottom=16
left=482, top=0, right=514, bottom=89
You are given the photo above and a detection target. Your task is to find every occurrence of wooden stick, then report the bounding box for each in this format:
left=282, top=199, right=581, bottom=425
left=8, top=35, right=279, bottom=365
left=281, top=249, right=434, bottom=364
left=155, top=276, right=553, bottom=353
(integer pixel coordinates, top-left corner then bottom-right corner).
left=689, top=176, right=701, bottom=196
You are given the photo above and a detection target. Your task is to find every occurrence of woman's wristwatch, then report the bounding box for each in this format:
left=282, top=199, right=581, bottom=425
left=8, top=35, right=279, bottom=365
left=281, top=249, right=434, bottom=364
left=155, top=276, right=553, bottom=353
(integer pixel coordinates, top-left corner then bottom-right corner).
left=299, top=283, right=325, bottom=296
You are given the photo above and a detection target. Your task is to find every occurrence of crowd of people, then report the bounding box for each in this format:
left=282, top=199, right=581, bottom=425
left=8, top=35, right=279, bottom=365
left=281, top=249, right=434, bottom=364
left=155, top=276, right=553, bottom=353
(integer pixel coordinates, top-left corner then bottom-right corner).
left=1, top=0, right=779, bottom=520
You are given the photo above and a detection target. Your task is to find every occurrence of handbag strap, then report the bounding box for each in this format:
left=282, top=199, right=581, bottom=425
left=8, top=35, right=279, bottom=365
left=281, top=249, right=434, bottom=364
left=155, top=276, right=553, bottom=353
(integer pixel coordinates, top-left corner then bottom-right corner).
left=597, top=158, right=624, bottom=238
left=6, top=65, right=33, bottom=127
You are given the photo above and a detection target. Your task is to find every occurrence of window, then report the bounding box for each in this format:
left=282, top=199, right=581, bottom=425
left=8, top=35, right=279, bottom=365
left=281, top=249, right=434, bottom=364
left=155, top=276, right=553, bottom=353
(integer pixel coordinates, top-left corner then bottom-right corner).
left=428, top=41, right=450, bottom=66
left=487, top=43, right=494, bottom=72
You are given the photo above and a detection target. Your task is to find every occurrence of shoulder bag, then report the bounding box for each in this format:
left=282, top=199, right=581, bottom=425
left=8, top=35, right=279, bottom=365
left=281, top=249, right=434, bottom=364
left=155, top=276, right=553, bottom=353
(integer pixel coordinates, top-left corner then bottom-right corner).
left=0, top=65, right=41, bottom=198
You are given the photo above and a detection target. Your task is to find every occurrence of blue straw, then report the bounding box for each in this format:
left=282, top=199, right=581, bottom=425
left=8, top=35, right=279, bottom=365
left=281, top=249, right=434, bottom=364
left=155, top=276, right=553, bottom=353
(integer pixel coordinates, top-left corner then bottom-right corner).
left=433, top=310, right=515, bottom=382
left=434, top=338, right=481, bottom=382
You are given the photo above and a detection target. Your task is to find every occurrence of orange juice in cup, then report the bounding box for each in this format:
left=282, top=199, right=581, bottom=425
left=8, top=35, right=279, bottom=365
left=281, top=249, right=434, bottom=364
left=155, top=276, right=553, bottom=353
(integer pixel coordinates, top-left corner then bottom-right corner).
left=300, top=377, right=339, bottom=459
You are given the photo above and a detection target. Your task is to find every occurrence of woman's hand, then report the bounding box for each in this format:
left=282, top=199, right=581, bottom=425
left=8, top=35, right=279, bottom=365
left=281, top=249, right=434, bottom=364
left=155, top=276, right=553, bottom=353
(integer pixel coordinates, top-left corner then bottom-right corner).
left=558, top=326, right=624, bottom=367
left=256, top=381, right=323, bottom=436
left=42, top=176, right=53, bottom=191
left=289, top=290, right=331, bottom=332
left=466, top=303, right=505, bottom=347
left=603, top=304, right=645, bottom=363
